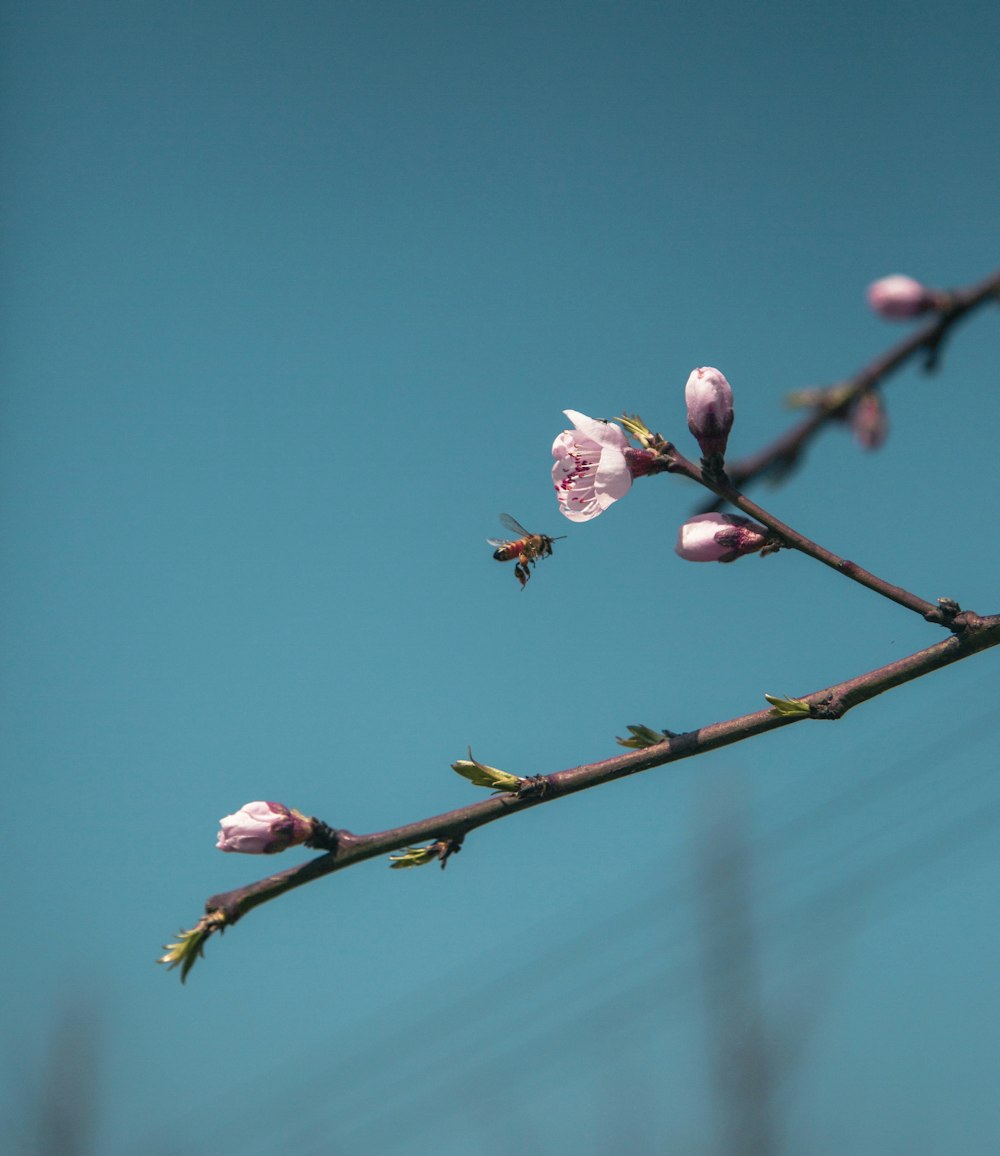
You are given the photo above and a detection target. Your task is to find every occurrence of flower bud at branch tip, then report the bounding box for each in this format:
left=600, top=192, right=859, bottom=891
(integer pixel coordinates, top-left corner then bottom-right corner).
left=216, top=801, right=315, bottom=854
left=685, top=367, right=734, bottom=461
left=675, top=512, right=770, bottom=563
left=866, top=275, right=936, bottom=320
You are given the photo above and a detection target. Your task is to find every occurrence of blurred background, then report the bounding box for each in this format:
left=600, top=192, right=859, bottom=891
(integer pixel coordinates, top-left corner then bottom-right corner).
left=2, top=2, right=999, bottom=1153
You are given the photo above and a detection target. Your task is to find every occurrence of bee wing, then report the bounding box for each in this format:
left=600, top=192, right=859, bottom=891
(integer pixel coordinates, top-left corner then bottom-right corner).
left=498, top=513, right=531, bottom=537
left=487, top=537, right=511, bottom=548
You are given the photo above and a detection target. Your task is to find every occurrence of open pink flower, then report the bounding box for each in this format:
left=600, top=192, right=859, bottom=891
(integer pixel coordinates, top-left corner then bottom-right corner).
left=552, top=411, right=633, bottom=522
left=866, top=275, right=935, bottom=320
left=216, top=801, right=314, bottom=854
left=675, top=512, right=769, bottom=563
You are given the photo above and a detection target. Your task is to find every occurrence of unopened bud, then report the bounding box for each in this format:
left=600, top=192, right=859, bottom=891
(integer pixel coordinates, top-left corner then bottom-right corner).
left=685, top=367, right=734, bottom=460
left=849, top=391, right=888, bottom=450
left=675, top=512, right=769, bottom=563
left=216, top=801, right=314, bottom=854
left=866, top=275, right=936, bottom=320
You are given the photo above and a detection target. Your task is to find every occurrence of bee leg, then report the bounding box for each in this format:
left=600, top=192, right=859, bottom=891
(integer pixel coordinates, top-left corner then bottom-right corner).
left=515, top=558, right=529, bottom=588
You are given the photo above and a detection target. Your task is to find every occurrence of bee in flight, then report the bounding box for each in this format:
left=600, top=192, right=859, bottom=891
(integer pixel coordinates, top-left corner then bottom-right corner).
left=488, top=513, right=566, bottom=589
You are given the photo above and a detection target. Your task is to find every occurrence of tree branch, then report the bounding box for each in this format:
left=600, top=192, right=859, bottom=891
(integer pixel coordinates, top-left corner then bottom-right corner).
left=160, top=264, right=1000, bottom=981
left=181, top=611, right=999, bottom=960
left=710, top=267, right=1000, bottom=497
left=670, top=450, right=959, bottom=628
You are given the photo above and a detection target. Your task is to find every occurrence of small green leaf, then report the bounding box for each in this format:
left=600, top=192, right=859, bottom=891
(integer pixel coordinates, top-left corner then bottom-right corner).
left=451, top=749, right=523, bottom=793
left=615, top=724, right=670, bottom=749
left=389, top=845, right=440, bottom=869
left=764, top=693, right=812, bottom=717
left=616, top=412, right=655, bottom=445
left=158, top=911, right=227, bottom=983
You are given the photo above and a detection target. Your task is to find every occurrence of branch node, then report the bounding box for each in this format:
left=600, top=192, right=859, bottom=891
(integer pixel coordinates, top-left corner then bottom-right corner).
left=304, top=820, right=341, bottom=853
left=516, top=774, right=554, bottom=800
left=925, top=598, right=984, bottom=636
left=699, top=454, right=729, bottom=485
left=808, top=696, right=845, bottom=720
left=951, top=610, right=984, bottom=636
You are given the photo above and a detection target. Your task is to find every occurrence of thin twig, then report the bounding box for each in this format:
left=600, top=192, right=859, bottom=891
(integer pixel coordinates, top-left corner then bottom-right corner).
left=712, top=267, right=1000, bottom=497
left=671, top=449, right=958, bottom=629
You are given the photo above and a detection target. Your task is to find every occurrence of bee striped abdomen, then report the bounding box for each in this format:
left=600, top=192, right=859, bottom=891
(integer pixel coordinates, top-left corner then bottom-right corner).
left=488, top=515, right=565, bottom=588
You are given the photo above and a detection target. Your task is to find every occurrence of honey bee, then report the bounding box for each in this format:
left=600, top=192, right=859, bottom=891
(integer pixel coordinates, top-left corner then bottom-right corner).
left=488, top=513, right=565, bottom=589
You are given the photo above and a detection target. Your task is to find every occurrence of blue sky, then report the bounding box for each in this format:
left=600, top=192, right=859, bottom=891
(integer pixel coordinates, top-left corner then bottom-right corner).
left=3, top=2, right=999, bottom=1153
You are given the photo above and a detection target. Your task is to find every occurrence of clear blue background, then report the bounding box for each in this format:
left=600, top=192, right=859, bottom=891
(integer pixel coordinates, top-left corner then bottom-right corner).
left=3, top=2, right=999, bottom=1153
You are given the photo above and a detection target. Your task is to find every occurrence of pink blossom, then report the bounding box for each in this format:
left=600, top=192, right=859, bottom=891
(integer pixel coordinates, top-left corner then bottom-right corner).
left=552, top=410, right=633, bottom=522
left=675, top=512, right=769, bottom=563
left=685, top=367, right=734, bottom=460
left=216, top=801, right=314, bottom=854
left=866, top=275, right=935, bottom=320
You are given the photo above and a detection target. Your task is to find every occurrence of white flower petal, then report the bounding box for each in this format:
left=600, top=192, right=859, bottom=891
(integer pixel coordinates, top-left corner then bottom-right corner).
left=563, top=410, right=630, bottom=449
left=595, top=445, right=633, bottom=499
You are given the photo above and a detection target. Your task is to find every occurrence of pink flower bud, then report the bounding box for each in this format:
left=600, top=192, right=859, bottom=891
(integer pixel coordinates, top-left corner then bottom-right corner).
left=216, top=801, right=314, bottom=854
left=685, top=367, right=734, bottom=460
left=849, top=391, right=888, bottom=450
left=866, top=275, right=935, bottom=320
left=675, top=512, right=769, bottom=563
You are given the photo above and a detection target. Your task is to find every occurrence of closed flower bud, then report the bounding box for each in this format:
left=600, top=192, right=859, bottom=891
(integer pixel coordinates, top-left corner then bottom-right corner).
left=675, top=512, right=769, bottom=563
left=849, top=391, right=888, bottom=450
left=685, top=367, right=734, bottom=460
left=216, top=801, right=314, bottom=854
left=866, top=275, right=935, bottom=319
